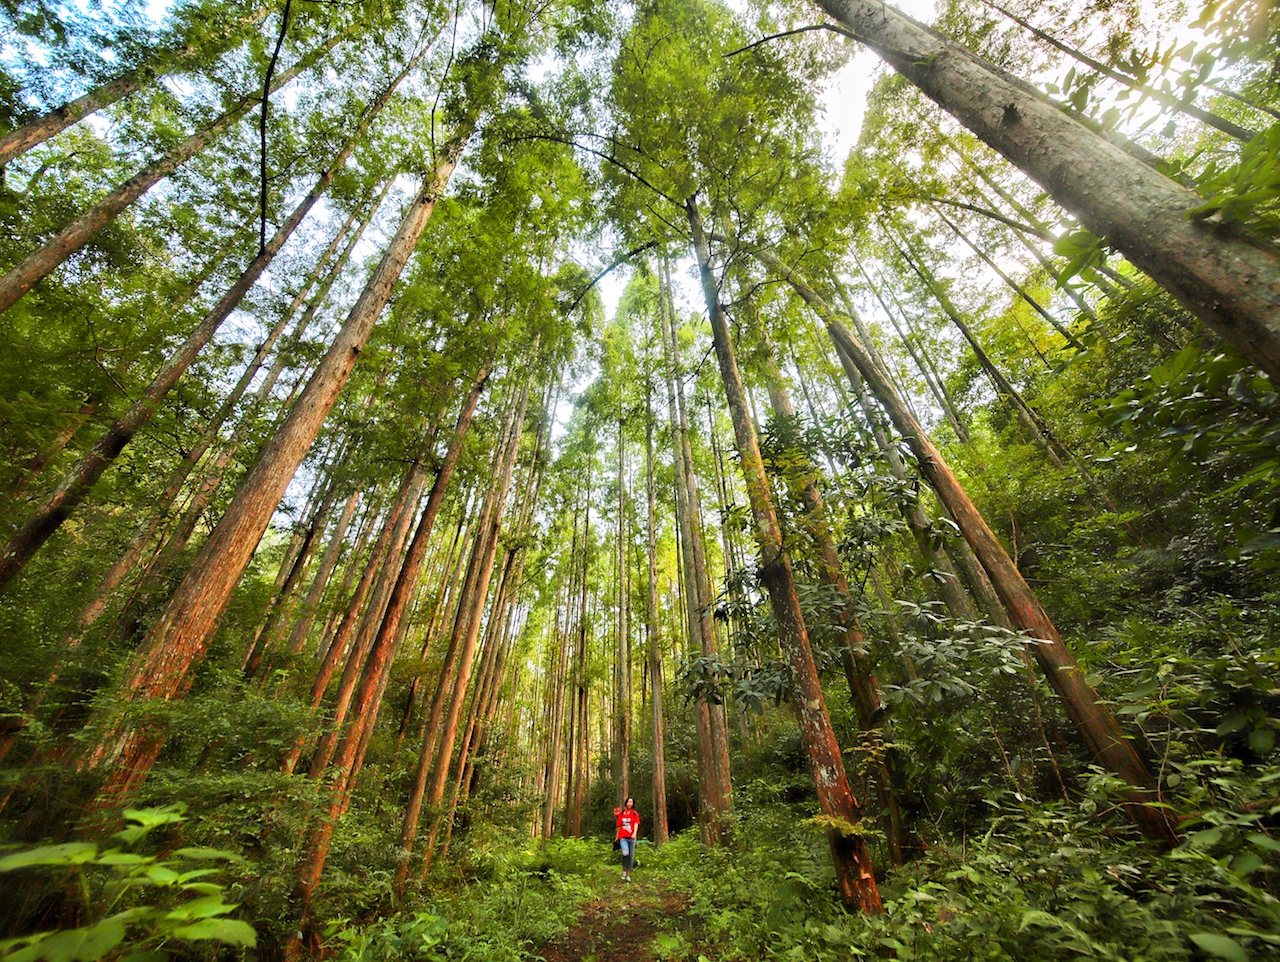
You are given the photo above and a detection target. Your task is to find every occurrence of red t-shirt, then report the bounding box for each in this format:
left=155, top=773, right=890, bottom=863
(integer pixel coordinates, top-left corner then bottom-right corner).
left=616, top=807, right=640, bottom=839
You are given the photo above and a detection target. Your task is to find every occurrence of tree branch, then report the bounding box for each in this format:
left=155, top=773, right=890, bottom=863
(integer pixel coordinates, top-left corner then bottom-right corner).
left=260, top=0, right=293, bottom=255
left=725, top=23, right=858, bottom=59
left=566, top=241, right=660, bottom=314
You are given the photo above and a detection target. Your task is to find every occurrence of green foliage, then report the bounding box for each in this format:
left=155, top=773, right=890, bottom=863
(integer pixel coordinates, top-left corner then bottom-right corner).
left=1096, top=342, right=1280, bottom=555
left=648, top=785, right=1280, bottom=962
left=330, top=839, right=598, bottom=962
left=1189, top=124, right=1280, bottom=236
left=0, top=806, right=254, bottom=962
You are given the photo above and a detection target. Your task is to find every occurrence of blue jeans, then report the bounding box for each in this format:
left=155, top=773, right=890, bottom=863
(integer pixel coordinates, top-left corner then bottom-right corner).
left=619, top=837, right=635, bottom=872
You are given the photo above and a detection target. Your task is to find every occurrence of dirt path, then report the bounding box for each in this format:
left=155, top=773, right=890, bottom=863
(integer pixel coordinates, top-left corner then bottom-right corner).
left=536, top=876, right=691, bottom=962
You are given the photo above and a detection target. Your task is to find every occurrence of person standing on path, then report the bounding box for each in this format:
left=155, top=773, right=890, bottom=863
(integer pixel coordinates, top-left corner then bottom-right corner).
left=615, top=797, right=640, bottom=881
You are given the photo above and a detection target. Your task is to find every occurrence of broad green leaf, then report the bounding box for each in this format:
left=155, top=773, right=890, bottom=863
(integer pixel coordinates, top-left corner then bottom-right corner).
left=21, top=919, right=126, bottom=962
left=1188, top=827, right=1223, bottom=848
left=0, top=843, right=98, bottom=872
left=162, top=896, right=236, bottom=921
left=169, top=919, right=256, bottom=947
left=95, top=853, right=153, bottom=867
left=171, top=847, right=242, bottom=862
left=1246, top=832, right=1280, bottom=851
left=1188, top=933, right=1248, bottom=961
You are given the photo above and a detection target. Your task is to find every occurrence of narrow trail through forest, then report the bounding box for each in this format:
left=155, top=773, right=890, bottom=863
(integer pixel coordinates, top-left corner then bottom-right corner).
left=536, top=870, right=692, bottom=962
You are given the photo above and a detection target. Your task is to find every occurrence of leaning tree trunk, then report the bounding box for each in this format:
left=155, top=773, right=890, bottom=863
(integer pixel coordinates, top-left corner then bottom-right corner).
left=62, top=192, right=375, bottom=648
left=812, top=0, right=1280, bottom=383
left=0, top=6, right=271, bottom=167
left=983, top=0, right=1257, bottom=142
left=79, top=125, right=476, bottom=813
left=0, top=48, right=409, bottom=592
left=419, top=376, right=531, bottom=873
left=759, top=246, right=1179, bottom=848
left=689, top=198, right=881, bottom=913
left=374, top=362, right=493, bottom=889
left=291, top=467, right=422, bottom=777
left=751, top=316, right=908, bottom=865
left=0, top=28, right=352, bottom=316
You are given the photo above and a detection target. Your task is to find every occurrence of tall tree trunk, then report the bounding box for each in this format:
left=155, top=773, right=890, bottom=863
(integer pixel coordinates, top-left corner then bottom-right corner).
left=0, top=28, right=352, bottom=316
left=752, top=313, right=908, bottom=865
left=812, top=0, right=1280, bottom=382
left=644, top=386, right=670, bottom=846
left=923, top=211, right=1087, bottom=352
left=614, top=415, right=631, bottom=804
left=659, top=258, right=733, bottom=844
left=825, top=327, right=977, bottom=619
left=79, top=124, right=476, bottom=812
left=891, top=233, right=1068, bottom=469
left=759, top=247, right=1179, bottom=847
left=0, top=6, right=271, bottom=166
left=0, top=52, right=405, bottom=592
left=841, top=264, right=971, bottom=444
left=281, top=476, right=415, bottom=776
left=282, top=488, right=362, bottom=659
left=689, top=197, right=881, bottom=913
left=63, top=187, right=380, bottom=647
left=376, top=361, right=495, bottom=888
left=305, top=464, right=427, bottom=778
left=540, top=567, right=572, bottom=842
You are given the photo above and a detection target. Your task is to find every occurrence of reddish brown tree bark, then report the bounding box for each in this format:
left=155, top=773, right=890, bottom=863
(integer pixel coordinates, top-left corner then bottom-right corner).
left=760, top=247, right=1179, bottom=847
left=690, top=198, right=881, bottom=913
left=80, top=126, right=475, bottom=812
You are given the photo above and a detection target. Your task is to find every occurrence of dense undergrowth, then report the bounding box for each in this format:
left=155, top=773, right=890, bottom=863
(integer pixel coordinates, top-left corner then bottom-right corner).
left=323, top=772, right=1280, bottom=962
left=328, top=838, right=600, bottom=962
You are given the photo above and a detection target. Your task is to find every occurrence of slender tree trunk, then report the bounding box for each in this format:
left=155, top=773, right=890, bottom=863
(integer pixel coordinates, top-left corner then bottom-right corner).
left=375, top=362, right=495, bottom=888
left=982, top=0, right=1257, bottom=142
left=659, top=258, right=733, bottom=843
left=615, top=415, right=631, bottom=804
left=926, top=210, right=1087, bottom=351
left=0, top=29, right=352, bottom=317
left=813, top=0, right=1280, bottom=382
left=760, top=247, right=1179, bottom=847
left=0, top=55, right=399, bottom=592
left=80, top=126, right=475, bottom=812
left=644, top=392, right=670, bottom=846
left=689, top=198, right=881, bottom=912
left=0, top=7, right=271, bottom=167
left=305, top=464, right=427, bottom=778
left=891, top=234, right=1069, bottom=468
left=282, top=488, right=362, bottom=659
left=843, top=264, right=971, bottom=444
left=540, top=574, right=572, bottom=842
left=825, top=327, right=977, bottom=619
left=64, top=190, right=377, bottom=647
left=752, top=313, right=910, bottom=865
left=5, top=400, right=97, bottom=501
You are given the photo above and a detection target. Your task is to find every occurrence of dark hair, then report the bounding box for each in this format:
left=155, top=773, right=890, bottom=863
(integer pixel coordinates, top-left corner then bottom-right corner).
left=624, top=797, right=635, bottom=808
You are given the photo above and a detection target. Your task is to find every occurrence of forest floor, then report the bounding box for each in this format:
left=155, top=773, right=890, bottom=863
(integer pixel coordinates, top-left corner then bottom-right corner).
left=535, top=864, right=694, bottom=962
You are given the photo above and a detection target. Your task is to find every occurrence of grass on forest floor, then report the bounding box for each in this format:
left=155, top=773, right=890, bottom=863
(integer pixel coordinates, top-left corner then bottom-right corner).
left=534, top=857, right=696, bottom=962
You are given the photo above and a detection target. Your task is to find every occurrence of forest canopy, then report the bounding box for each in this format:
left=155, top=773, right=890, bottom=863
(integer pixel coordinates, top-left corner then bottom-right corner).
left=1, top=0, right=1279, bottom=959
